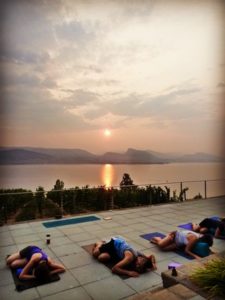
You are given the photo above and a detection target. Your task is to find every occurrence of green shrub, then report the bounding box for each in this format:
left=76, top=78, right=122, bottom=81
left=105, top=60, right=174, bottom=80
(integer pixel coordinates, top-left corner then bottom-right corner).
left=190, top=258, right=225, bottom=298
left=15, top=200, right=36, bottom=221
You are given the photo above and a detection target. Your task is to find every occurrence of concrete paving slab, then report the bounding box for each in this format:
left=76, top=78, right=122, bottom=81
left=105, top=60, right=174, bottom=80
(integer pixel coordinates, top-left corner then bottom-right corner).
left=60, top=251, right=93, bottom=269
left=10, top=228, right=35, bottom=237
left=13, top=234, right=41, bottom=244
left=0, top=268, right=14, bottom=286
left=1, top=236, right=15, bottom=246
left=70, top=261, right=112, bottom=284
left=69, top=232, right=94, bottom=242
left=42, top=286, right=92, bottom=300
left=0, top=283, right=39, bottom=300
left=83, top=276, right=135, bottom=300
left=50, top=243, right=82, bottom=256
left=36, top=271, right=79, bottom=298
left=125, top=271, right=161, bottom=293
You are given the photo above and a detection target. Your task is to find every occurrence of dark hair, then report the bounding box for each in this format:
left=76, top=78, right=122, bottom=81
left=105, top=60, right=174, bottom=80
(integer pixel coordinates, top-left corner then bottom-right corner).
left=34, top=260, right=50, bottom=283
left=198, top=234, right=213, bottom=247
left=135, top=255, right=154, bottom=273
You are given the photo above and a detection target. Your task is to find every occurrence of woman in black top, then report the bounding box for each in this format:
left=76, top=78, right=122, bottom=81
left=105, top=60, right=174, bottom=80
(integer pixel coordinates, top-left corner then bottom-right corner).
left=192, top=218, right=225, bottom=239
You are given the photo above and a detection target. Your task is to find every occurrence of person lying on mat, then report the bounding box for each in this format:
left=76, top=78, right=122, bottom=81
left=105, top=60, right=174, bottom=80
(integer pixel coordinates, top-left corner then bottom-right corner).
left=6, top=245, right=65, bottom=282
left=150, top=231, right=213, bottom=259
left=192, top=218, right=225, bottom=239
left=92, top=236, right=157, bottom=277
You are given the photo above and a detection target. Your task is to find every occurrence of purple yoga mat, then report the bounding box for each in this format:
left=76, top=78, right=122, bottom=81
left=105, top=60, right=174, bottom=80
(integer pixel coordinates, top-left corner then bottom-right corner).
left=140, top=232, right=165, bottom=240
left=178, top=223, right=193, bottom=230
left=140, top=232, right=194, bottom=260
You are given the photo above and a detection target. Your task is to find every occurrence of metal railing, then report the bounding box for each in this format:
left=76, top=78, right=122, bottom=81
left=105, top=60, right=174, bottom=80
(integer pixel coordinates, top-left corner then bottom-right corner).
left=0, top=178, right=225, bottom=224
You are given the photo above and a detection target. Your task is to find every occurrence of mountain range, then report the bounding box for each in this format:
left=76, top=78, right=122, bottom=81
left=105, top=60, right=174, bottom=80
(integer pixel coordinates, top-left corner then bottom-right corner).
left=0, top=147, right=223, bottom=165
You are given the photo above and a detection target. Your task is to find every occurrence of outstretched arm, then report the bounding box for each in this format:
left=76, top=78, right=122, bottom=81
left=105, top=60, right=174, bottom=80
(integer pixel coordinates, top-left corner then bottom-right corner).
left=47, top=258, right=65, bottom=275
left=185, top=237, right=201, bottom=259
left=111, top=251, right=139, bottom=277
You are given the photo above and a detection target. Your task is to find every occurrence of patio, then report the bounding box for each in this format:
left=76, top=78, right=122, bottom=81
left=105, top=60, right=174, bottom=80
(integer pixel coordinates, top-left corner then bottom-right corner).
left=0, top=196, right=224, bottom=300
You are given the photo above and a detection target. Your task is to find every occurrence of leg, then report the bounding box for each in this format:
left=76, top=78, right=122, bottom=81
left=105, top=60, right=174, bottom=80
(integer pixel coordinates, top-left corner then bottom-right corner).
left=151, top=234, right=174, bottom=249
left=98, top=253, right=111, bottom=262
left=6, top=252, right=27, bottom=268
left=92, top=241, right=105, bottom=258
left=162, top=242, right=177, bottom=251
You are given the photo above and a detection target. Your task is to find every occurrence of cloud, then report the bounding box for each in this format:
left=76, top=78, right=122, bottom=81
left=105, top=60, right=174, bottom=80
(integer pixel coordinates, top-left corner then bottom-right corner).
left=64, top=89, right=100, bottom=106
left=0, top=47, right=50, bottom=65
left=104, top=86, right=201, bottom=121
left=55, top=20, right=95, bottom=44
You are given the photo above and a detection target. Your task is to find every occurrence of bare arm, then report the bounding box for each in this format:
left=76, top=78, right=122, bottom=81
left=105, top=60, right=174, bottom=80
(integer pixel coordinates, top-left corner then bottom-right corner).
left=214, top=227, right=225, bottom=239
left=47, top=258, right=65, bottom=275
left=185, top=236, right=201, bottom=259
left=19, top=256, right=39, bottom=280
left=111, top=251, right=139, bottom=277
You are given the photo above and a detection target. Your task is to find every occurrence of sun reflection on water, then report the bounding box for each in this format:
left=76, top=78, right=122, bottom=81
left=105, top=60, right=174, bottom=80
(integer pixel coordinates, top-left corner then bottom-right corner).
left=102, top=164, right=114, bottom=188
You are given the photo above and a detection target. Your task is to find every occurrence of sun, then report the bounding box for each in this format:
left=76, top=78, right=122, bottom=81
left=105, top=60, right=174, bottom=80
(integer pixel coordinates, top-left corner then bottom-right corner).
left=104, top=129, right=111, bottom=137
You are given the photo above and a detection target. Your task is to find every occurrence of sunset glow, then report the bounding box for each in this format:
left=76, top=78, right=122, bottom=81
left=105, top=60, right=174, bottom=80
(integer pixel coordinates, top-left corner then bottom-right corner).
left=104, top=129, right=111, bottom=137
left=102, top=164, right=113, bottom=188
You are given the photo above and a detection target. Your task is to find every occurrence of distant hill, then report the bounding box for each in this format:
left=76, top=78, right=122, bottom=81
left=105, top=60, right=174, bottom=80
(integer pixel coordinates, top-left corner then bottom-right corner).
left=173, top=152, right=222, bottom=163
left=97, top=148, right=165, bottom=164
left=146, top=150, right=223, bottom=163
left=0, top=147, right=223, bottom=165
left=0, top=147, right=97, bottom=164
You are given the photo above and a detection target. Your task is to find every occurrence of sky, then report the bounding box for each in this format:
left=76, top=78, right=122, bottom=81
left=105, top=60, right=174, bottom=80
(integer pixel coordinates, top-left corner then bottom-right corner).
left=0, top=0, right=224, bottom=156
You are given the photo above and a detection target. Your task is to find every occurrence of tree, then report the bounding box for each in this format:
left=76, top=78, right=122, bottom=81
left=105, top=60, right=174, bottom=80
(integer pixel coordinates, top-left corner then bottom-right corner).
left=54, top=179, right=64, bottom=191
left=120, top=173, right=135, bottom=191
left=120, top=173, right=134, bottom=187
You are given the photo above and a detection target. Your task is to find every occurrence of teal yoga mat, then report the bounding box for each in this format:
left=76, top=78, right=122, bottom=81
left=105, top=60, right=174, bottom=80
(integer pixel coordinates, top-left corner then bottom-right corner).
left=43, top=215, right=100, bottom=228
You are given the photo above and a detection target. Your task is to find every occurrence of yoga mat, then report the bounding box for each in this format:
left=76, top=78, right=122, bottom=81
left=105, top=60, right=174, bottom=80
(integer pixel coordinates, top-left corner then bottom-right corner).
left=82, top=243, right=129, bottom=279
left=82, top=243, right=143, bottom=279
left=10, top=268, right=60, bottom=292
left=178, top=223, right=192, bottom=230
left=43, top=215, right=100, bottom=228
left=140, top=232, right=194, bottom=260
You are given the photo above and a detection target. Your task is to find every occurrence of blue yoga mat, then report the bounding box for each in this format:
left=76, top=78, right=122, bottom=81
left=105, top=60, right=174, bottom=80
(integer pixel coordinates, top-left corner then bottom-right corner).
left=178, top=216, right=220, bottom=231
left=140, top=232, right=194, bottom=260
left=178, top=223, right=192, bottom=230
left=43, top=215, right=101, bottom=228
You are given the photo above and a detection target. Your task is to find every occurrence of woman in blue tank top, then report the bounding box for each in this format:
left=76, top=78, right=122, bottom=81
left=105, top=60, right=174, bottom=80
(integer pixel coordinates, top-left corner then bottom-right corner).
left=6, top=245, right=65, bottom=282
left=92, top=237, right=157, bottom=277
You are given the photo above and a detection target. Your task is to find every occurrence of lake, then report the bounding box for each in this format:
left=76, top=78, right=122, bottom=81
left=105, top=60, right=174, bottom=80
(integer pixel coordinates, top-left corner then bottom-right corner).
left=0, top=162, right=224, bottom=199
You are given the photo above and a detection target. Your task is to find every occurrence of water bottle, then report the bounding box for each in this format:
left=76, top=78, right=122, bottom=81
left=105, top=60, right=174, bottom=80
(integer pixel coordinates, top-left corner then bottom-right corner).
left=46, top=234, right=51, bottom=245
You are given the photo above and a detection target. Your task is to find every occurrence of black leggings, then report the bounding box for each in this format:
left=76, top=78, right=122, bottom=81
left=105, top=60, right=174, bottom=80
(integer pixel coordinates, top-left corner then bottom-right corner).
left=99, top=239, right=119, bottom=261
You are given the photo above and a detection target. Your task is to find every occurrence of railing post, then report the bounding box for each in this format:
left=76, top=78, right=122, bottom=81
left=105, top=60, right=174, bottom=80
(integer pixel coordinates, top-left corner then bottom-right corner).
left=180, top=182, right=183, bottom=196
left=109, top=190, right=114, bottom=210
left=60, top=191, right=63, bottom=216
left=149, top=187, right=152, bottom=206
left=204, top=180, right=207, bottom=199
